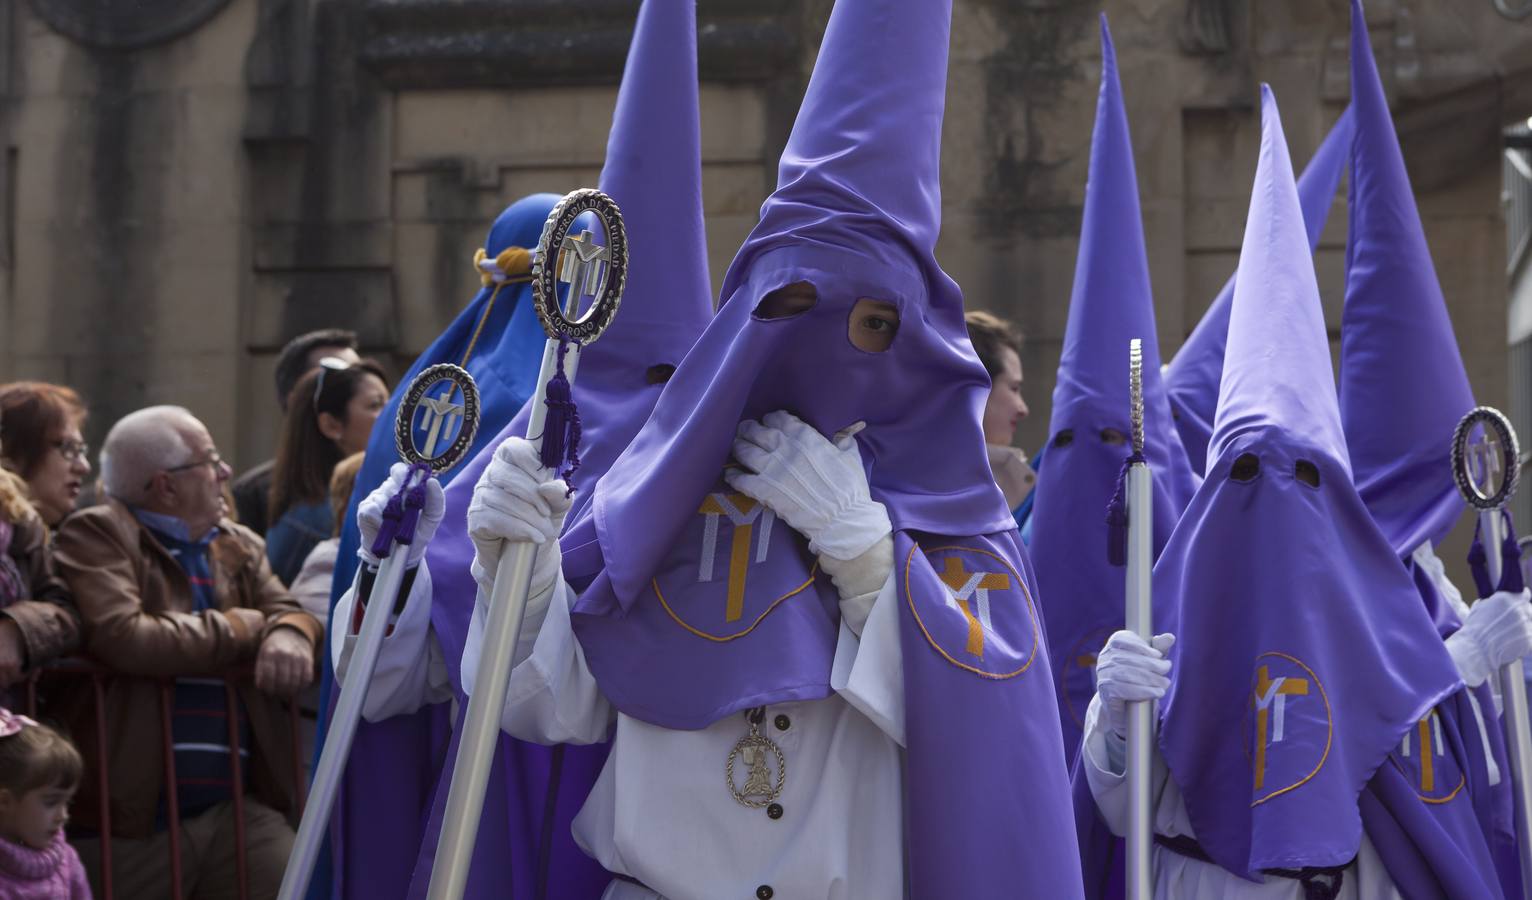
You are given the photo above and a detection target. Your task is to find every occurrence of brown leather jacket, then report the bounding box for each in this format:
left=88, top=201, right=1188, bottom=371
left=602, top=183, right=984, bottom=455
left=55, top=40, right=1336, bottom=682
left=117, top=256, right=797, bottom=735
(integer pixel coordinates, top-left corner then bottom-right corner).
left=48, top=499, right=322, bottom=837
left=1, top=512, right=78, bottom=669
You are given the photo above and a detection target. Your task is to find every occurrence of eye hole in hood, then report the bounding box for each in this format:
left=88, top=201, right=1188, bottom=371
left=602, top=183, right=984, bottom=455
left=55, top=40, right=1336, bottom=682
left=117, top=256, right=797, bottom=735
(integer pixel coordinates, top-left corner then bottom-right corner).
left=1295, top=459, right=1320, bottom=488
left=754, top=281, right=818, bottom=320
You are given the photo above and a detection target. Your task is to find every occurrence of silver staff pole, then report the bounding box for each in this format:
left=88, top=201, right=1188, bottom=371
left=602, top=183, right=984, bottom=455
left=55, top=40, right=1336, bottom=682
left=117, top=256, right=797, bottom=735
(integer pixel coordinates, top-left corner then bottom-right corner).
left=1452, top=406, right=1532, bottom=899
left=280, top=364, right=482, bottom=900
left=1124, top=339, right=1154, bottom=900
left=428, top=190, right=627, bottom=900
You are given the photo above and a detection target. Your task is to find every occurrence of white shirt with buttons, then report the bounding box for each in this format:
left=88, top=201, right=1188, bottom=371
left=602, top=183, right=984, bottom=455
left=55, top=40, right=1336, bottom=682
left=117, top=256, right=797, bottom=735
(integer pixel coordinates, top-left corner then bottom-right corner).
left=334, top=546, right=909, bottom=899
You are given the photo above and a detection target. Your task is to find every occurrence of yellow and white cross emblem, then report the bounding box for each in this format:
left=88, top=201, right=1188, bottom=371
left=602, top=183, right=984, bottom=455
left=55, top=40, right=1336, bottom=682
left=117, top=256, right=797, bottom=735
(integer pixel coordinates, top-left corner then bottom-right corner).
left=1252, top=665, right=1309, bottom=791
left=1399, top=710, right=1447, bottom=794
left=937, top=557, right=1010, bottom=658
left=696, top=493, right=776, bottom=624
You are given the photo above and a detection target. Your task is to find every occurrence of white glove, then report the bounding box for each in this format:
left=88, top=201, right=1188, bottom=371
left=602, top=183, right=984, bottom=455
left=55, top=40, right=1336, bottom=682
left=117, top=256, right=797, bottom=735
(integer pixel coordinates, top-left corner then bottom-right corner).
left=1095, top=630, right=1176, bottom=739
left=357, top=462, right=445, bottom=568
left=1447, top=589, right=1532, bottom=687
left=726, top=411, right=891, bottom=561
left=466, top=437, right=570, bottom=600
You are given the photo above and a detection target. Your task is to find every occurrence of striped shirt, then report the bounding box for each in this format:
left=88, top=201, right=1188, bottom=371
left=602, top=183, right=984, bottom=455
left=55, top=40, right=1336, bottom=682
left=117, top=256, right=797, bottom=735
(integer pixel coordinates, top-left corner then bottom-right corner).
left=134, top=510, right=253, bottom=821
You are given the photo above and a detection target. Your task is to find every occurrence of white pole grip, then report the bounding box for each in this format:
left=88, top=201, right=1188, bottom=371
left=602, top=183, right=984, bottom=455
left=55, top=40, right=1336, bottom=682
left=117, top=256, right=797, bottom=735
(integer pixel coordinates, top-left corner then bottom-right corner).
left=1124, top=461, right=1154, bottom=900
left=279, top=547, right=414, bottom=900
left=426, top=336, right=580, bottom=900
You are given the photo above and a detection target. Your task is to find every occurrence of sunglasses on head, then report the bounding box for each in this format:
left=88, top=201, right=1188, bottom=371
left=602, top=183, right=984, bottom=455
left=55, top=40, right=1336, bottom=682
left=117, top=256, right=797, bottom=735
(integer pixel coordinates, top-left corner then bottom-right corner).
left=313, top=357, right=352, bottom=414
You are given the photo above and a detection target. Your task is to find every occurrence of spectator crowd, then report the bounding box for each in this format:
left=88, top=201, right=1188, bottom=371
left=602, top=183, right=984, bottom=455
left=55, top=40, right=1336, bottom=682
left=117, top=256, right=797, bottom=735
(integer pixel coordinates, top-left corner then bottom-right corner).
left=0, top=328, right=402, bottom=899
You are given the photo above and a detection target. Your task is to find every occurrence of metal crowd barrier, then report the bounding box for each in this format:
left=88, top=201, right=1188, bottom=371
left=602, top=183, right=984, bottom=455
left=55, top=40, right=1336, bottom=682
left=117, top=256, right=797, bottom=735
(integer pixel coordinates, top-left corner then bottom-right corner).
left=22, top=661, right=307, bottom=900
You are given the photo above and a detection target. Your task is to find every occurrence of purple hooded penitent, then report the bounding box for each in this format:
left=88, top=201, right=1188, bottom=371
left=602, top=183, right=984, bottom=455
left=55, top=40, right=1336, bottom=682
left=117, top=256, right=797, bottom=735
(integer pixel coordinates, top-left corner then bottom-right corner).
left=567, top=0, right=1084, bottom=894
left=1155, top=84, right=1461, bottom=878
left=407, top=1, right=715, bottom=896
left=1030, top=16, right=1199, bottom=766
left=1343, top=2, right=1510, bottom=895
left=1339, top=1, right=1473, bottom=562
left=1165, top=107, right=1354, bottom=477
left=316, top=193, right=555, bottom=900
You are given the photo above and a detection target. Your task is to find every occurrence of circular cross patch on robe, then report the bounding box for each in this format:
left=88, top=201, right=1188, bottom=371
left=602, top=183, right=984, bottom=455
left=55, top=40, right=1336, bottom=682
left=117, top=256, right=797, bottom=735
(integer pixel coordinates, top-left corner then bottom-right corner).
left=1242, top=652, right=1333, bottom=806
left=648, top=473, right=829, bottom=641
left=1385, top=706, right=1467, bottom=804
left=904, top=543, right=1039, bottom=679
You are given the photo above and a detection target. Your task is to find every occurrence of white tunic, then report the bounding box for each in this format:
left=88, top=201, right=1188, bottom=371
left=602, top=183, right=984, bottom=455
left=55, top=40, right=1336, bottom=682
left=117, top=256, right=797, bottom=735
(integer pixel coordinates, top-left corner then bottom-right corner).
left=334, top=559, right=910, bottom=900
left=1081, top=697, right=1400, bottom=899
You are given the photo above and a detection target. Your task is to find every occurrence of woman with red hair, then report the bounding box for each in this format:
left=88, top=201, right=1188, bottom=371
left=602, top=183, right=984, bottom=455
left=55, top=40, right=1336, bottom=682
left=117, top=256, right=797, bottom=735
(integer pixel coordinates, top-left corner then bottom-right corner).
left=0, top=384, right=90, bottom=529
left=0, top=383, right=81, bottom=696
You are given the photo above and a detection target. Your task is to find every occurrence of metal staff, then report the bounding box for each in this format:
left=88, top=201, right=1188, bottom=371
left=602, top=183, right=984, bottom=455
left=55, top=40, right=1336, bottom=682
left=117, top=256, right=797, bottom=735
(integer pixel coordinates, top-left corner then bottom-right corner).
left=427, top=189, right=627, bottom=900
left=1452, top=406, right=1532, bottom=899
left=279, top=364, right=482, bottom=900
left=1124, top=339, right=1154, bottom=900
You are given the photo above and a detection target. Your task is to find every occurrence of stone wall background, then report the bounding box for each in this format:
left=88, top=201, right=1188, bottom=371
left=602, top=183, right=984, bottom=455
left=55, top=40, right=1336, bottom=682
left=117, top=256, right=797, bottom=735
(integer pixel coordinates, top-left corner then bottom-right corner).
left=2, top=0, right=1531, bottom=570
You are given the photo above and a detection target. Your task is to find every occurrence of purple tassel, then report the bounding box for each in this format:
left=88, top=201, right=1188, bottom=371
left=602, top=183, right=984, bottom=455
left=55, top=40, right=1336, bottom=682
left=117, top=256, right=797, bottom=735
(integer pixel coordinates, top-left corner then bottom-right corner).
left=1468, top=519, right=1494, bottom=600
left=1104, top=453, right=1143, bottom=567
left=539, top=339, right=584, bottom=492
left=394, top=464, right=432, bottom=546
left=369, top=493, right=404, bottom=559
left=1501, top=511, right=1526, bottom=594
left=368, top=463, right=433, bottom=560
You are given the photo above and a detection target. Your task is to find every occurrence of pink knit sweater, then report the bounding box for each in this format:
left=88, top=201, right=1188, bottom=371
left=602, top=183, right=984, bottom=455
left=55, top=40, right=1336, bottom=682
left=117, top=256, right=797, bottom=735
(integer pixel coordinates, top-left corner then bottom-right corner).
left=0, top=831, right=91, bottom=898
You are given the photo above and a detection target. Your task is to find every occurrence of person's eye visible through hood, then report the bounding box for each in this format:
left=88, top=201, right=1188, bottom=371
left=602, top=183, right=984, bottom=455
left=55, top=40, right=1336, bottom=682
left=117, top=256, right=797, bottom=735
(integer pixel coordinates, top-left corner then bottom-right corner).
left=755, top=281, right=818, bottom=319
left=848, top=299, right=899, bottom=352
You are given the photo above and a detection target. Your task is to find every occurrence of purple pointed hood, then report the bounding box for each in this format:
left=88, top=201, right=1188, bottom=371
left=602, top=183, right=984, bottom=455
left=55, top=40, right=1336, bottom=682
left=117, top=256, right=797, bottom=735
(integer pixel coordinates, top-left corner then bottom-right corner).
left=428, top=0, right=716, bottom=687
left=1029, top=15, right=1198, bottom=758
left=1165, top=107, right=1354, bottom=476
left=1155, top=86, right=1460, bottom=877
left=405, top=2, right=714, bottom=895
left=589, top=0, right=1007, bottom=612
left=1340, top=0, right=1474, bottom=559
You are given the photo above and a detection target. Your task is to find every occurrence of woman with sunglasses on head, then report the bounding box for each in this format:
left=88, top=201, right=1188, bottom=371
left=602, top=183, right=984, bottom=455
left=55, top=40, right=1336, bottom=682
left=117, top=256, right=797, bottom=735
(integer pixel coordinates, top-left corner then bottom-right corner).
left=267, top=359, right=389, bottom=586
left=0, top=383, right=83, bottom=698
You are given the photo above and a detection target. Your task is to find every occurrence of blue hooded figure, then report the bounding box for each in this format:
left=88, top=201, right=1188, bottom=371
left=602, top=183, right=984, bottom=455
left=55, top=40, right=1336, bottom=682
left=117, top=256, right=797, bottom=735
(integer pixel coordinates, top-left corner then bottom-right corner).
left=311, top=193, right=554, bottom=899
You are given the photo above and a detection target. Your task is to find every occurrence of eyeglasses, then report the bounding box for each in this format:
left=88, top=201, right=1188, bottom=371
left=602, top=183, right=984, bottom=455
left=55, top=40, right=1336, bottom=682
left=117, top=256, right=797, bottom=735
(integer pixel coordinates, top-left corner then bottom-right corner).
left=163, top=452, right=226, bottom=478
left=313, top=357, right=352, bottom=414
left=145, top=450, right=225, bottom=491
left=51, top=439, right=89, bottom=463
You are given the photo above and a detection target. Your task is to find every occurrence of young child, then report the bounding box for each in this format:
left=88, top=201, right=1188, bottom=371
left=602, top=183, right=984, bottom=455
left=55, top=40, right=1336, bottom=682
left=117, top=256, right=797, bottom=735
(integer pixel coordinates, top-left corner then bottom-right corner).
left=0, top=708, right=90, bottom=898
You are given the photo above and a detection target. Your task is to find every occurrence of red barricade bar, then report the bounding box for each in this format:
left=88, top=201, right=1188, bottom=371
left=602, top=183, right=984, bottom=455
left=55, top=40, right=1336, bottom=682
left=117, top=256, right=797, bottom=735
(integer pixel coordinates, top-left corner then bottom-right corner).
left=23, top=661, right=306, bottom=900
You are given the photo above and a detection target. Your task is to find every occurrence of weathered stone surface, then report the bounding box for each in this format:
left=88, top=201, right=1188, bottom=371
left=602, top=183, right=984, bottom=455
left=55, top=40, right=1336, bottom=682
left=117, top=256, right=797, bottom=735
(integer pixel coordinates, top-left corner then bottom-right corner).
left=0, top=0, right=1527, bottom=591
left=360, top=0, right=797, bottom=88
left=27, top=0, right=237, bottom=51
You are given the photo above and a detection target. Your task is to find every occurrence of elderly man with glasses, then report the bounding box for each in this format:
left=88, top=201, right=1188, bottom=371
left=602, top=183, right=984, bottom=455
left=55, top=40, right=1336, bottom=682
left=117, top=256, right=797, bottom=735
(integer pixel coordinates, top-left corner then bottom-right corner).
left=50, top=405, right=321, bottom=899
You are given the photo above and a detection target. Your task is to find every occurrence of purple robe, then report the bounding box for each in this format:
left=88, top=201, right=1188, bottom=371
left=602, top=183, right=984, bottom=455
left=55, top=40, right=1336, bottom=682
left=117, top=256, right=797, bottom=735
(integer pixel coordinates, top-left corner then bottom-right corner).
left=1029, top=16, right=1198, bottom=769
left=1341, top=1, right=1514, bottom=892
left=411, top=0, right=716, bottom=894
left=1155, top=85, right=1462, bottom=879
left=565, top=0, right=1086, bottom=892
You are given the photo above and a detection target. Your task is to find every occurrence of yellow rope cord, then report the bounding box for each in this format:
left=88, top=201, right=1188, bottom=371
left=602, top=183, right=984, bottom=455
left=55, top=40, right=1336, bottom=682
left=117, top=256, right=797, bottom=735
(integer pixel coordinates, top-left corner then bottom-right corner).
left=460, top=246, right=533, bottom=367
